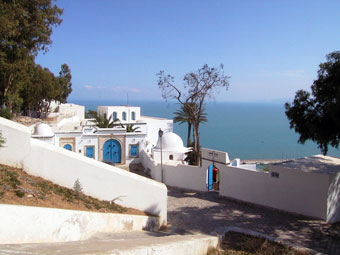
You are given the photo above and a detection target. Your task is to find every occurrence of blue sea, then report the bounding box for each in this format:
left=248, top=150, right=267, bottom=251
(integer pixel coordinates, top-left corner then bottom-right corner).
left=72, top=99, right=339, bottom=160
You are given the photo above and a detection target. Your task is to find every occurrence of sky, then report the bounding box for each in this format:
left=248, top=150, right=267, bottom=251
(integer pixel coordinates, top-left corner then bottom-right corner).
left=36, top=0, right=340, bottom=103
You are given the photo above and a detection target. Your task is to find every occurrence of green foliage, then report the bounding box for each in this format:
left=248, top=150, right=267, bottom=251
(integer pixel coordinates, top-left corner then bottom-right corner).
left=158, top=64, right=229, bottom=165
left=174, top=102, right=207, bottom=147
left=184, top=143, right=197, bottom=165
left=0, top=0, right=67, bottom=115
left=1, top=167, right=21, bottom=189
left=0, top=131, right=5, bottom=148
left=15, top=190, right=25, bottom=198
left=285, top=51, right=340, bottom=154
left=0, top=108, right=13, bottom=119
left=19, top=62, right=72, bottom=117
left=88, top=110, right=123, bottom=128
left=57, top=64, right=72, bottom=103
left=125, top=124, right=140, bottom=133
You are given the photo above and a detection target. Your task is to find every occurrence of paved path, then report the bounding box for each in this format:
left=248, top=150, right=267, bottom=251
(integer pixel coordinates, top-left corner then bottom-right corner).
left=0, top=231, right=218, bottom=255
left=167, top=187, right=340, bottom=255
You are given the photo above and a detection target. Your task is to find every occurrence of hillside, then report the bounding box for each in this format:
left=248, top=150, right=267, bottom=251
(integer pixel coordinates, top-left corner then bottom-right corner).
left=0, top=164, right=146, bottom=216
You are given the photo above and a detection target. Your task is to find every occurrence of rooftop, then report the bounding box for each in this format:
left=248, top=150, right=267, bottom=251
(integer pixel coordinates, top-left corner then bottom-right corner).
left=271, top=154, right=340, bottom=175
left=139, top=115, right=170, bottom=121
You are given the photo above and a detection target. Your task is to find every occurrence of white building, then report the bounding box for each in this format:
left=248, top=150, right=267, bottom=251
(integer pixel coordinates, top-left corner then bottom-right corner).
left=32, top=104, right=173, bottom=165
left=152, top=132, right=190, bottom=163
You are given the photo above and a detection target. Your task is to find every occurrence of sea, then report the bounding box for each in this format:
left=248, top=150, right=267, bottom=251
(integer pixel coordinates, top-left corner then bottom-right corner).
left=71, top=99, right=339, bottom=160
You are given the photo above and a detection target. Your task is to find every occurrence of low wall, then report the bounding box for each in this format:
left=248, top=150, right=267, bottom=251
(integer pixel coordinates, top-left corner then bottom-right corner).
left=219, top=164, right=329, bottom=220
left=140, top=150, right=208, bottom=192
left=140, top=147, right=338, bottom=223
left=0, top=117, right=167, bottom=225
left=0, top=204, right=159, bottom=244
left=328, top=172, right=340, bottom=223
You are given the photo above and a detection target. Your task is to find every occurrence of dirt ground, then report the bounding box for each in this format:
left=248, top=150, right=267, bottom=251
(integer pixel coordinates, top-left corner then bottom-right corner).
left=0, top=164, right=147, bottom=216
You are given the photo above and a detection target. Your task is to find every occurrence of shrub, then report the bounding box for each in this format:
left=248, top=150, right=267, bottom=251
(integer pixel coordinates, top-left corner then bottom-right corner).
left=15, top=190, right=25, bottom=198
left=73, top=178, right=83, bottom=196
left=0, top=108, right=13, bottom=119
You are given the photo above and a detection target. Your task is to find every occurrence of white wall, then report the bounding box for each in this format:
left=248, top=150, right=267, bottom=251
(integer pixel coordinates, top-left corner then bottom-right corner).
left=143, top=118, right=173, bottom=148
left=0, top=117, right=31, bottom=168
left=59, top=104, right=85, bottom=120
left=98, top=106, right=141, bottom=123
left=0, top=204, right=159, bottom=244
left=153, top=150, right=185, bottom=163
left=0, top=117, right=167, bottom=225
left=140, top=147, right=339, bottom=223
left=327, top=172, right=340, bottom=224
left=219, top=164, right=330, bottom=221
left=141, top=150, right=208, bottom=192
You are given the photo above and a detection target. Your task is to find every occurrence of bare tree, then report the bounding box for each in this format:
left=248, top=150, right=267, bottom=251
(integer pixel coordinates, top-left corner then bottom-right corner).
left=157, top=64, right=230, bottom=165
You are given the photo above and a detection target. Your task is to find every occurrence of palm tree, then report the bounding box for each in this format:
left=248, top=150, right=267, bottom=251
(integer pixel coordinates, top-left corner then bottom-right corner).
left=87, top=110, right=123, bottom=128
left=125, top=124, right=140, bottom=133
left=173, top=102, right=207, bottom=147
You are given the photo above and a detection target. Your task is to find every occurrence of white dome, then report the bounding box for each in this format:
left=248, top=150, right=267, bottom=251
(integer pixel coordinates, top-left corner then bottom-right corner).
left=33, top=123, right=54, bottom=137
left=155, top=132, right=186, bottom=152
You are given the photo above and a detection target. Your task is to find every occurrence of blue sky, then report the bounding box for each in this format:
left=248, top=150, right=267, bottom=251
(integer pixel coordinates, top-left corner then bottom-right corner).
left=36, top=0, right=340, bottom=103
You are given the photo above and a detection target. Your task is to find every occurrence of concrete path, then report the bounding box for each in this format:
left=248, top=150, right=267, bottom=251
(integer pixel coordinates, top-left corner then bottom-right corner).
left=0, top=231, right=218, bottom=255
left=167, top=187, right=340, bottom=255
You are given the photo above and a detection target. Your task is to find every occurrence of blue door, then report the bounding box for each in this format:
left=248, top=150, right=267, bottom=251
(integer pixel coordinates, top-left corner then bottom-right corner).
left=207, top=165, right=213, bottom=191
left=86, top=146, right=94, bottom=158
left=64, top=144, right=72, bottom=151
left=103, top=139, right=121, bottom=164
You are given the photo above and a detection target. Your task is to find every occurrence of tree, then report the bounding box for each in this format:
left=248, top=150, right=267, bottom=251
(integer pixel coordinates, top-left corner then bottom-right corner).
left=157, top=64, right=230, bottom=165
left=0, top=0, right=63, bottom=110
left=173, top=102, right=207, bottom=147
left=285, top=51, right=340, bottom=154
left=19, top=62, right=71, bottom=118
left=125, top=124, right=140, bottom=133
left=57, top=64, right=72, bottom=103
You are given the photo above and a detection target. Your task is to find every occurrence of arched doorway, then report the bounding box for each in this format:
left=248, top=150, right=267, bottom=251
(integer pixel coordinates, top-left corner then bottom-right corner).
left=206, top=164, right=220, bottom=191
left=103, top=139, right=121, bottom=164
left=63, top=144, right=72, bottom=151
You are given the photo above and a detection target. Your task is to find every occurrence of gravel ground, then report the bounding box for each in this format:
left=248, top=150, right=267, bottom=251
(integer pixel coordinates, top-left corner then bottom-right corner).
left=167, top=187, right=340, bottom=255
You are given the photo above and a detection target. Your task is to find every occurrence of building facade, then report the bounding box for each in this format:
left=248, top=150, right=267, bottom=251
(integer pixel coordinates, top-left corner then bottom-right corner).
left=32, top=104, right=173, bottom=165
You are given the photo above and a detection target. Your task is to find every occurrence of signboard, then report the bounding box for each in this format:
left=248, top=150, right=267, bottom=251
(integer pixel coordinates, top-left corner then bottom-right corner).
left=201, top=148, right=230, bottom=164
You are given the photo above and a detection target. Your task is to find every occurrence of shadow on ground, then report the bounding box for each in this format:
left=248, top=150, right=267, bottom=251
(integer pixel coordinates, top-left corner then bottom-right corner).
left=167, top=187, right=340, bottom=255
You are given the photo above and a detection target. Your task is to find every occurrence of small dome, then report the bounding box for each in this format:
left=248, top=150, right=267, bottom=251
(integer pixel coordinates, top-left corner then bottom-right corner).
left=33, top=123, right=54, bottom=137
left=155, top=132, right=186, bottom=152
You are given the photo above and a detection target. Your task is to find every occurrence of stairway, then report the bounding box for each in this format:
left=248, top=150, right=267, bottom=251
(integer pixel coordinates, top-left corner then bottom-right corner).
left=0, top=231, right=219, bottom=255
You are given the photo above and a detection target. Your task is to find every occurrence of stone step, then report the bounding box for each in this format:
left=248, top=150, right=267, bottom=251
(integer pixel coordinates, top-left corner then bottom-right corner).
left=0, top=231, right=219, bottom=255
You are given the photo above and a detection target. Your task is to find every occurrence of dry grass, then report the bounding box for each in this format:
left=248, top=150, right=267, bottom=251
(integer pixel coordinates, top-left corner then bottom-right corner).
left=0, top=164, right=147, bottom=215
left=208, top=231, right=311, bottom=255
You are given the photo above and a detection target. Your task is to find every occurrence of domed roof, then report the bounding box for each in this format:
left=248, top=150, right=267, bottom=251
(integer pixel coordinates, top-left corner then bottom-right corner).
left=155, top=132, right=187, bottom=152
left=33, top=123, right=54, bottom=137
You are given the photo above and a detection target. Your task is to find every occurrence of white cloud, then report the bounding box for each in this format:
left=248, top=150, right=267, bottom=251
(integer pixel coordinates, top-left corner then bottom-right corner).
left=84, top=85, right=107, bottom=90
left=129, top=88, right=141, bottom=93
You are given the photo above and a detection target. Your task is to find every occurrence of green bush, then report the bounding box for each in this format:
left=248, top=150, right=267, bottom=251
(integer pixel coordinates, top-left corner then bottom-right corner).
left=15, top=190, right=25, bottom=198
left=0, top=108, right=13, bottom=119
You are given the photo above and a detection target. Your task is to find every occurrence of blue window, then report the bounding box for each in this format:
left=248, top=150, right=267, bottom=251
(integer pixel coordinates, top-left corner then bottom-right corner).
left=130, top=144, right=138, bottom=158
left=131, top=111, right=136, bottom=120
left=85, top=146, right=94, bottom=158
left=112, top=112, right=117, bottom=120
left=63, top=144, right=72, bottom=151
left=122, top=112, right=127, bottom=121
